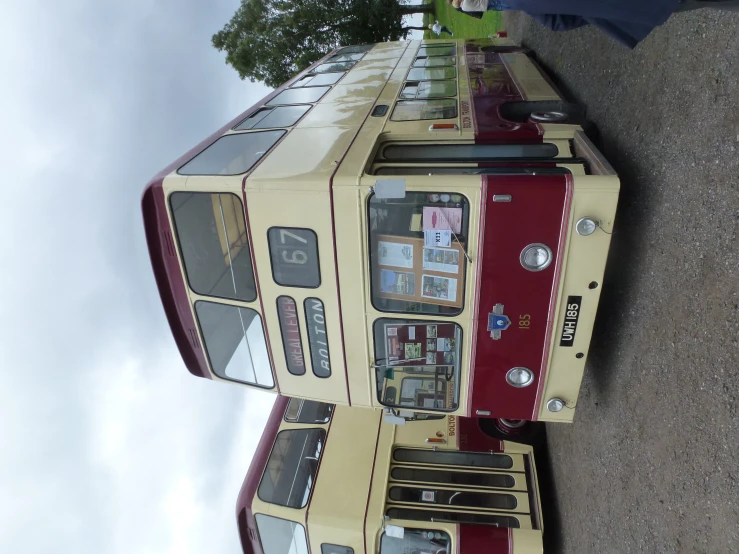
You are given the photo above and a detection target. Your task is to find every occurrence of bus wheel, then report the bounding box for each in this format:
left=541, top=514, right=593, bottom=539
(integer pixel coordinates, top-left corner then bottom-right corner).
left=479, top=418, right=545, bottom=447
left=530, top=111, right=569, bottom=123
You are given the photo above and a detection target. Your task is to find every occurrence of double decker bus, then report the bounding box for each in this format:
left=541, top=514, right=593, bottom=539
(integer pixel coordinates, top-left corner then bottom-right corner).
left=237, top=397, right=545, bottom=554
left=142, top=38, right=619, bottom=433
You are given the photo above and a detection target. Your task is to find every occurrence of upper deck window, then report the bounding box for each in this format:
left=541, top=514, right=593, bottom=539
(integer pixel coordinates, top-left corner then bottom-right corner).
left=412, top=56, right=456, bottom=68
left=284, top=398, right=334, bottom=424
left=194, top=301, right=274, bottom=388
left=234, top=105, right=310, bottom=130
left=337, top=44, right=373, bottom=54
left=170, top=192, right=256, bottom=301
left=418, top=45, right=456, bottom=57
left=380, top=529, right=450, bottom=554
left=391, top=99, right=457, bottom=121
left=401, top=81, right=457, bottom=99
left=314, top=61, right=355, bottom=73
left=258, top=428, right=326, bottom=508
left=407, top=67, right=456, bottom=81
left=267, top=86, right=331, bottom=106
left=292, top=72, right=345, bottom=88
left=178, top=130, right=284, bottom=175
left=329, top=52, right=364, bottom=62
left=255, top=515, right=308, bottom=554
left=367, top=191, right=469, bottom=315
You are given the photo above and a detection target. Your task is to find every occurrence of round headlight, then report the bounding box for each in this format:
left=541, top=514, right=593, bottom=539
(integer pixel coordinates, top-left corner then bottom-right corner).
left=520, top=243, right=552, bottom=272
left=546, top=398, right=565, bottom=412
left=576, top=217, right=598, bottom=236
left=506, top=367, right=534, bottom=388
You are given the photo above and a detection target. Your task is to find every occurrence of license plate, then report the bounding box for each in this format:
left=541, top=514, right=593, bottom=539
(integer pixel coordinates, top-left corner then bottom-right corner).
left=559, top=296, right=582, bottom=347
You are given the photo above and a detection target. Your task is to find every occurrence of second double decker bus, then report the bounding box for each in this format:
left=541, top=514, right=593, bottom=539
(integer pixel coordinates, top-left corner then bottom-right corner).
left=237, top=397, right=545, bottom=554
left=142, top=37, right=619, bottom=434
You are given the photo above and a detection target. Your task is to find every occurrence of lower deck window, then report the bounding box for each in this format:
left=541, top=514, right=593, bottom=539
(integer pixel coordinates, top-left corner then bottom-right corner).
left=380, top=529, right=450, bottom=554
left=373, top=319, right=461, bottom=412
left=391, top=99, right=457, bottom=121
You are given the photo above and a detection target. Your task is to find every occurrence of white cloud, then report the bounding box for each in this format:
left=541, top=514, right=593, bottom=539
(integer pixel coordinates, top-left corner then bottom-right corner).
left=0, top=0, right=275, bottom=553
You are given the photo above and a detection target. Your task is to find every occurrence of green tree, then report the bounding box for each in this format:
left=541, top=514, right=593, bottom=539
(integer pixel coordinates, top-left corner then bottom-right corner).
left=212, top=0, right=434, bottom=88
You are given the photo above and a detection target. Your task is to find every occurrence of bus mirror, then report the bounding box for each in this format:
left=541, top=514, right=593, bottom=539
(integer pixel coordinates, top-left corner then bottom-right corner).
left=374, top=179, right=406, bottom=199
left=384, top=412, right=406, bottom=426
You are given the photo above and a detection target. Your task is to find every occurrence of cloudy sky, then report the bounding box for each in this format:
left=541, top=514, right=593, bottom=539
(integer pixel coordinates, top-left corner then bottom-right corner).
left=0, top=2, right=423, bottom=552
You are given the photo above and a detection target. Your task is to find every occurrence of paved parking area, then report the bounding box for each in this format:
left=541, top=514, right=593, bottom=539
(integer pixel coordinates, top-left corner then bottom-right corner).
left=502, top=10, right=739, bottom=554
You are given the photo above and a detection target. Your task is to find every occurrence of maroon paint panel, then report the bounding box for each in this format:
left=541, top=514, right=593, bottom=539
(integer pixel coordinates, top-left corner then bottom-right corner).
left=236, top=396, right=290, bottom=554
left=459, top=525, right=511, bottom=554
left=471, top=175, right=567, bottom=420
left=466, top=49, right=541, bottom=142
left=142, top=183, right=210, bottom=378
left=456, top=416, right=503, bottom=452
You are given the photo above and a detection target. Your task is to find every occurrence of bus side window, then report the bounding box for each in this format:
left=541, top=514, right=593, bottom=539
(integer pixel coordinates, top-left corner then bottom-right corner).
left=379, top=529, right=450, bottom=554
left=321, top=545, right=354, bottom=554
left=284, top=399, right=334, bottom=424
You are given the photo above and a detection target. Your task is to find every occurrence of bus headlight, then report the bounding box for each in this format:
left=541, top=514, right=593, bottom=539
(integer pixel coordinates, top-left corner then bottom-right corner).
left=506, top=367, right=534, bottom=388
left=546, top=398, right=565, bottom=412
left=520, top=243, right=552, bottom=272
left=576, top=217, right=598, bottom=236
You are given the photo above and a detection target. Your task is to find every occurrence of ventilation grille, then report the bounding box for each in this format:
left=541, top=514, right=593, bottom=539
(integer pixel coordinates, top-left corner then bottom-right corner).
left=161, top=229, right=177, bottom=257
left=188, top=328, right=202, bottom=349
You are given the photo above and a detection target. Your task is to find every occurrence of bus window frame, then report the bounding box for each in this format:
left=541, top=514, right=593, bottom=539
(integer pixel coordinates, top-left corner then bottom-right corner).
left=254, top=514, right=310, bottom=554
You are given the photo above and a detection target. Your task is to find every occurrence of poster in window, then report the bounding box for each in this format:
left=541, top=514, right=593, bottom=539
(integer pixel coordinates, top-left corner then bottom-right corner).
left=378, top=241, right=414, bottom=268
left=421, top=275, right=458, bottom=302
left=423, top=247, right=460, bottom=274
left=380, top=270, right=415, bottom=296
left=383, top=322, right=455, bottom=367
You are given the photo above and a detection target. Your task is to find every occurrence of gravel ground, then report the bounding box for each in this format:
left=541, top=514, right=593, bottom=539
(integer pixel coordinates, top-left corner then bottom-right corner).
left=500, top=10, right=739, bottom=554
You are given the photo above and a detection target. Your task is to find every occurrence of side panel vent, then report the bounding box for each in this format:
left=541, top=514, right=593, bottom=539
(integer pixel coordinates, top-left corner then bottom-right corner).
left=371, top=104, right=389, bottom=117
left=161, top=230, right=177, bottom=257
left=188, top=328, right=202, bottom=350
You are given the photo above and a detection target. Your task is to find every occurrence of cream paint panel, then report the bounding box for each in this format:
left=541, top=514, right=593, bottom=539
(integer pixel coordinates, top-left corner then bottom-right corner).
left=297, top=100, right=375, bottom=129
left=500, top=53, right=560, bottom=101
left=244, top=187, right=348, bottom=404
left=339, top=67, right=395, bottom=87
left=248, top=127, right=358, bottom=188
left=537, top=176, right=620, bottom=422
left=308, top=406, right=382, bottom=554
left=511, top=530, right=544, bottom=554
left=541, top=123, right=581, bottom=141
left=393, top=417, right=451, bottom=448
left=322, top=82, right=390, bottom=105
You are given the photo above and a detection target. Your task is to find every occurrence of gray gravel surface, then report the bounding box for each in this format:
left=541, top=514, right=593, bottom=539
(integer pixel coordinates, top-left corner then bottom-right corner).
left=501, top=9, right=739, bottom=554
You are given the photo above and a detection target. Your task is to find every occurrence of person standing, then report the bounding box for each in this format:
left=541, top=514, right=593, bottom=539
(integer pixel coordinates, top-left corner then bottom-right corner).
left=429, top=20, right=454, bottom=37
left=450, top=0, right=739, bottom=48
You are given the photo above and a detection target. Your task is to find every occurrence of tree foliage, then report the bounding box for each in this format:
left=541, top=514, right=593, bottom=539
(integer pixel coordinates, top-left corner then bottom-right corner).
left=212, top=0, right=434, bottom=88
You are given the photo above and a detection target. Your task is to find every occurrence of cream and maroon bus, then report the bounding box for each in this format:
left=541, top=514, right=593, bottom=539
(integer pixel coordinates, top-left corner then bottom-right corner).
left=142, top=38, right=619, bottom=435
left=236, top=397, right=545, bottom=554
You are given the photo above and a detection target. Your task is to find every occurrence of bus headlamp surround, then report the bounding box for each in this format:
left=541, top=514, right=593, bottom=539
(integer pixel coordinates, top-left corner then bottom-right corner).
left=520, top=243, right=552, bottom=272
left=506, top=367, right=534, bottom=388
left=576, top=217, right=598, bottom=236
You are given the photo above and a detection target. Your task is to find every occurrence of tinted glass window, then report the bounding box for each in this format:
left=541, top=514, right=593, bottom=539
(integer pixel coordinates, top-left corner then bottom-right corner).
left=367, top=191, right=469, bottom=315
left=393, top=448, right=513, bottom=469
left=255, top=515, right=309, bottom=554
left=178, top=130, right=285, bottom=175
left=381, top=143, right=559, bottom=161
left=379, top=529, right=450, bottom=554
left=194, top=301, right=273, bottom=387
left=407, top=67, right=456, bottom=81
left=293, top=72, right=344, bottom=87
left=314, top=61, right=355, bottom=73
left=267, top=87, right=330, bottom=106
left=322, top=546, right=353, bottom=554
left=268, top=228, right=321, bottom=288
left=170, top=192, right=256, bottom=301
left=235, top=105, right=310, bottom=130
left=330, top=52, right=364, bottom=62
left=385, top=507, right=520, bottom=528
left=304, top=298, right=331, bottom=377
left=401, top=81, right=457, bottom=99
left=418, top=45, right=456, bottom=57
left=373, top=319, right=461, bottom=411
left=276, top=297, right=306, bottom=375
left=339, top=44, right=373, bottom=54
left=258, top=428, right=325, bottom=508
left=284, top=398, right=334, bottom=424
left=413, top=56, right=456, bottom=67
left=391, top=466, right=515, bottom=488
left=392, top=99, right=457, bottom=121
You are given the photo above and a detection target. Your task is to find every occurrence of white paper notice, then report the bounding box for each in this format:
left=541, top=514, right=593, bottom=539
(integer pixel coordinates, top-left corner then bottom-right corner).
left=385, top=525, right=405, bottom=539
left=424, top=230, right=452, bottom=248
left=378, top=241, right=414, bottom=268
left=422, top=247, right=460, bottom=274
left=408, top=326, right=416, bottom=340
